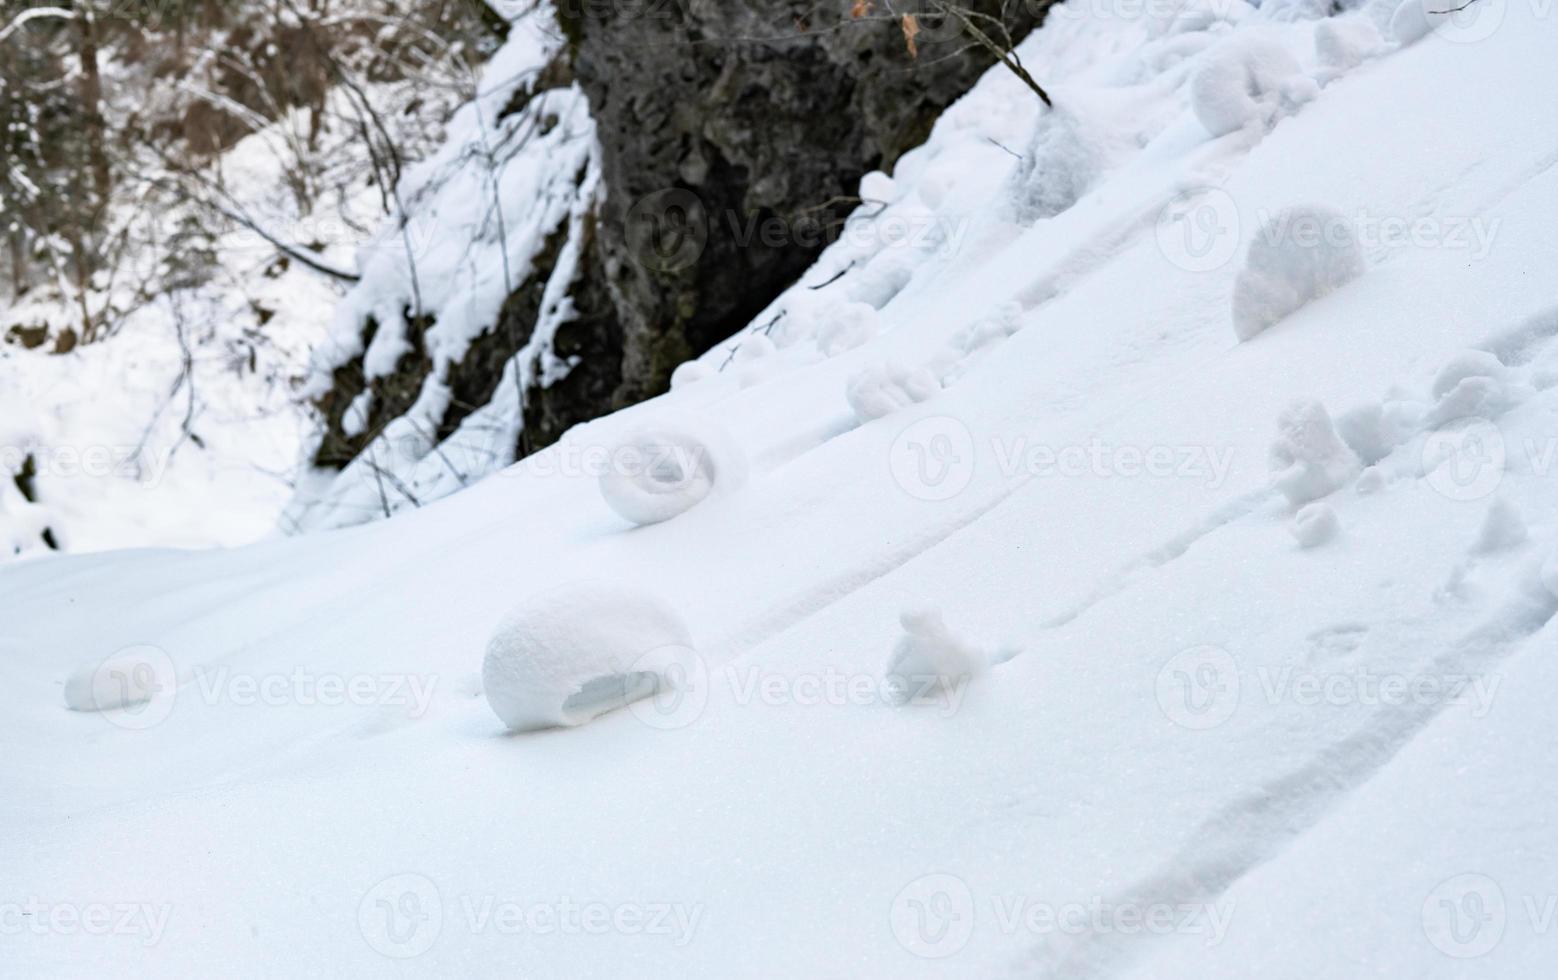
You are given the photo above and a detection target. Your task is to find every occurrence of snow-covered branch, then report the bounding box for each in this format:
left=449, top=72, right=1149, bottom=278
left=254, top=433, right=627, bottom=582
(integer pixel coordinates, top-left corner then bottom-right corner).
left=0, top=6, right=75, bottom=45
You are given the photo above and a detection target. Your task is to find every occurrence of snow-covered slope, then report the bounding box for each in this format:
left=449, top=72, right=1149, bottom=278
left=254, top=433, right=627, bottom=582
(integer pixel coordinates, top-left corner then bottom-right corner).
left=4, top=1, right=1557, bottom=977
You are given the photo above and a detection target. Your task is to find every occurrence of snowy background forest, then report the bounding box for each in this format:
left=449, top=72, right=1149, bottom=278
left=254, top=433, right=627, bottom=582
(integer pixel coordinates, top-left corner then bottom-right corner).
left=3, top=0, right=1557, bottom=976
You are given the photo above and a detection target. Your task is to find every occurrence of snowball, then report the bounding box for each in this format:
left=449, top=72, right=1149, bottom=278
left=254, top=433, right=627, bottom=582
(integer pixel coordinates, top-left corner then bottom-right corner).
left=598, top=415, right=749, bottom=526
left=1432, top=350, right=1509, bottom=400
left=733, top=334, right=777, bottom=362
left=848, top=251, right=917, bottom=309
left=64, top=647, right=175, bottom=714
left=1009, top=107, right=1101, bottom=224
left=883, top=608, right=985, bottom=707
left=1474, top=498, right=1528, bottom=553
left=1315, top=17, right=1383, bottom=73
left=1233, top=205, right=1366, bottom=341
left=1270, top=399, right=1361, bottom=507
left=1336, top=397, right=1423, bottom=465
left=1292, top=502, right=1341, bottom=548
left=953, top=302, right=1025, bottom=356
left=858, top=170, right=897, bottom=205
left=846, top=362, right=942, bottom=422
left=482, top=583, right=695, bottom=732
left=1388, top=0, right=1458, bottom=43
left=816, top=302, right=881, bottom=357
left=1190, top=37, right=1302, bottom=138
left=916, top=167, right=953, bottom=210
left=1336, top=405, right=1393, bottom=466
left=670, top=360, right=713, bottom=389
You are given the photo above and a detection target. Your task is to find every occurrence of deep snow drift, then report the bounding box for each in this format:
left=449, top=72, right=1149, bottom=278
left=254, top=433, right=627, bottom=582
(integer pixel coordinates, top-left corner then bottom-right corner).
left=4, top=0, right=1558, bottom=978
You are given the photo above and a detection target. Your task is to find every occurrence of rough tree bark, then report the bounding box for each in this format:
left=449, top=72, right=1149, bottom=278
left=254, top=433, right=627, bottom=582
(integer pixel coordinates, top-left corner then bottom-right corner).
left=521, top=0, right=1048, bottom=447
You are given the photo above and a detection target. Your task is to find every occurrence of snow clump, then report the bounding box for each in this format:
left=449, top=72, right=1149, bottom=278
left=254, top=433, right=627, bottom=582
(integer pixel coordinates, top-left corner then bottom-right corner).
left=482, top=583, right=696, bottom=733
left=1009, top=107, right=1101, bottom=224
left=63, top=646, right=176, bottom=714
left=1474, top=498, right=1528, bottom=553
left=1291, top=502, right=1341, bottom=548
left=1270, top=399, right=1362, bottom=507
left=1190, top=36, right=1303, bottom=138
left=883, top=608, right=1019, bottom=707
left=846, top=362, right=942, bottom=422
left=816, top=302, right=882, bottom=357
left=598, top=415, right=749, bottom=526
left=1233, top=205, right=1366, bottom=341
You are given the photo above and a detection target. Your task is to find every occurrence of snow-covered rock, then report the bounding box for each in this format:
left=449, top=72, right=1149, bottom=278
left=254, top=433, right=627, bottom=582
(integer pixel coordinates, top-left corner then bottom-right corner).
left=1270, top=399, right=1362, bottom=507
left=597, top=417, right=749, bottom=527
left=481, top=583, right=696, bottom=733
left=1190, top=36, right=1303, bottom=138
left=1233, top=205, right=1366, bottom=340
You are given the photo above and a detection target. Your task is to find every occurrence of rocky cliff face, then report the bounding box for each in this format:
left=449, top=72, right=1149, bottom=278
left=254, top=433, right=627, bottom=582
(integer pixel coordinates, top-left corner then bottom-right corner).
left=530, top=0, right=1046, bottom=446
left=304, top=2, right=1048, bottom=506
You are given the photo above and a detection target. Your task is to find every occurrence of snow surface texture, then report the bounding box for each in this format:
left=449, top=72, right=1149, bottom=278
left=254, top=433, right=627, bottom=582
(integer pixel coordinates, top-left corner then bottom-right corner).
left=8, top=0, right=1558, bottom=976
left=1233, top=205, right=1366, bottom=340
left=482, top=583, right=695, bottom=732
left=597, top=416, right=749, bottom=527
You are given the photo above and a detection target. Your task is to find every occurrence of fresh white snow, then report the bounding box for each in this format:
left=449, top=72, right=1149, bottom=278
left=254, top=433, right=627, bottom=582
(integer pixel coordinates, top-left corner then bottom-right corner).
left=4, top=0, right=1558, bottom=977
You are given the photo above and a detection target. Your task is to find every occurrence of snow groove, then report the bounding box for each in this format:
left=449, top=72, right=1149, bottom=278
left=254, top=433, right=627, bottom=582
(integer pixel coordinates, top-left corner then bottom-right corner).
left=708, top=476, right=1028, bottom=662
left=1022, top=588, right=1558, bottom=979
left=1041, top=487, right=1278, bottom=631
